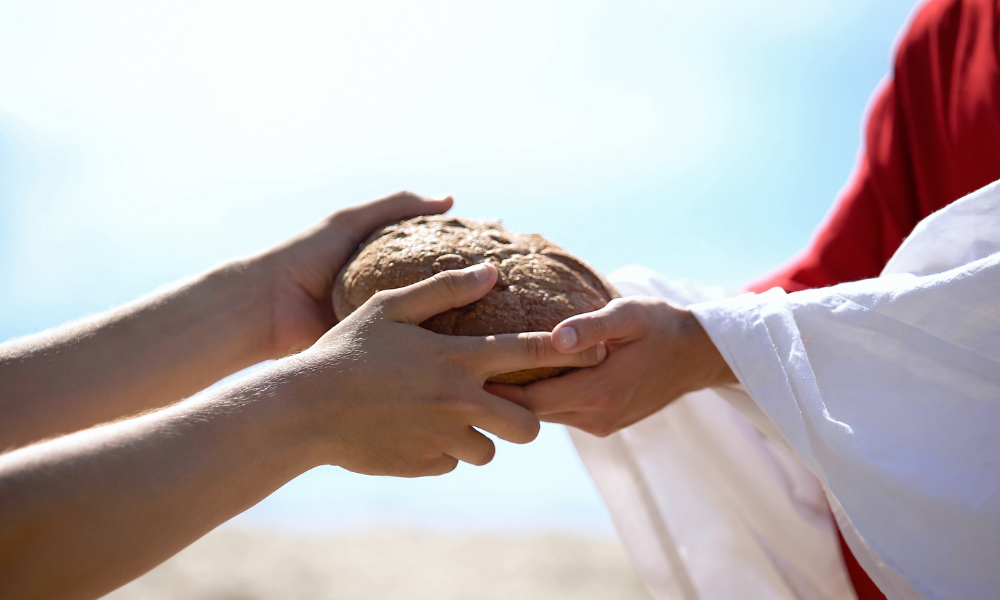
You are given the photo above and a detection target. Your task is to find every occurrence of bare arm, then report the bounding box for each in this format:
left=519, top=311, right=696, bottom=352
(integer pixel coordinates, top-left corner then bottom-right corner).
left=0, top=263, right=272, bottom=449
left=0, top=192, right=453, bottom=450
left=0, top=365, right=314, bottom=600
left=0, top=263, right=605, bottom=600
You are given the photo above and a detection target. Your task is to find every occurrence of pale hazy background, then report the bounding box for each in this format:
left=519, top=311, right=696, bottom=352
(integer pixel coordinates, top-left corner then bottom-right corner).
left=1, top=0, right=918, bottom=537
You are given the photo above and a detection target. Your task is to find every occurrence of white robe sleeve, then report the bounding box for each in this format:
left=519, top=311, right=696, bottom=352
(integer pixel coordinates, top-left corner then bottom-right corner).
left=571, top=267, right=856, bottom=600
left=689, top=181, right=1000, bottom=599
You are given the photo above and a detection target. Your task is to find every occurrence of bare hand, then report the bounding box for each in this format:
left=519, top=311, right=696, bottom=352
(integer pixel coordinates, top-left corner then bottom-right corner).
left=0, top=191, right=457, bottom=452
left=288, top=262, right=607, bottom=477
left=255, top=191, right=454, bottom=357
left=0, top=263, right=605, bottom=600
left=486, top=296, right=735, bottom=437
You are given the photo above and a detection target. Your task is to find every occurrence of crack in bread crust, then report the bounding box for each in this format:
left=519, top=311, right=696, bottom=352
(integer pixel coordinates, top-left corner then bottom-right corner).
left=333, top=215, right=619, bottom=385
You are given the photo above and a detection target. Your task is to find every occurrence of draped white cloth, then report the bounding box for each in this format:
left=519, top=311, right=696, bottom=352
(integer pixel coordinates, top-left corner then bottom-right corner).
left=573, top=179, right=1000, bottom=600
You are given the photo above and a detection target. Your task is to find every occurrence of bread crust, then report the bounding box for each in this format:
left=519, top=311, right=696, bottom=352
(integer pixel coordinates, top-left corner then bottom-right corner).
left=333, top=215, right=618, bottom=385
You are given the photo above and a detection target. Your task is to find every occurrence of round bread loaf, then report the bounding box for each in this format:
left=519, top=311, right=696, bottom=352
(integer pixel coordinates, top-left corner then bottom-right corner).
left=332, top=215, right=618, bottom=385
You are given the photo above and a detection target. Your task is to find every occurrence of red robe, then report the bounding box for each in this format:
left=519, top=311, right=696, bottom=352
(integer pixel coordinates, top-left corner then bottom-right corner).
left=745, top=0, right=1000, bottom=596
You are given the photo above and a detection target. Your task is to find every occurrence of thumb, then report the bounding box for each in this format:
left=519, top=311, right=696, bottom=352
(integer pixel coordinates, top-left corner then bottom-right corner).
left=382, top=262, right=498, bottom=324
left=342, top=191, right=454, bottom=235
left=552, top=299, right=645, bottom=353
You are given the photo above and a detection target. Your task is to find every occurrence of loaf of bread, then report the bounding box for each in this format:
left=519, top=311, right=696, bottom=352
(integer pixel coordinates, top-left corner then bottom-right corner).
left=332, top=215, right=618, bottom=384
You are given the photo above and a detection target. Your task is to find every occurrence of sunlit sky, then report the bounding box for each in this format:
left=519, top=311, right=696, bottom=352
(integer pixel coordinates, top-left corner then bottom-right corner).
left=0, top=0, right=918, bottom=533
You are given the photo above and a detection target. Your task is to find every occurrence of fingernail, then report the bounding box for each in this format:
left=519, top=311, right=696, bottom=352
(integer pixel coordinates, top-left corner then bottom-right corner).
left=468, top=263, right=491, bottom=282
left=431, top=194, right=452, bottom=201
left=556, top=326, right=577, bottom=351
left=595, top=342, right=607, bottom=362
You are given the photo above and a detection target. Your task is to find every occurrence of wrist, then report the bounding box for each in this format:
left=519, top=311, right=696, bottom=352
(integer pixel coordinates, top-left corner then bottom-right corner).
left=245, top=231, right=351, bottom=360
left=677, top=307, right=738, bottom=391
left=269, top=345, right=364, bottom=469
left=202, top=259, right=276, bottom=364
left=227, top=355, right=336, bottom=472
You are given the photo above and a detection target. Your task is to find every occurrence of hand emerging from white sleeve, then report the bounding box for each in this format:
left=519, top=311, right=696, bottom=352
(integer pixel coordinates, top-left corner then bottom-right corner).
left=486, top=296, right=736, bottom=437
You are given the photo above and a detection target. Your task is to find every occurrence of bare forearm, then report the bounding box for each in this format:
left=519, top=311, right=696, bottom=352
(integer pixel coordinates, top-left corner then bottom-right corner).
left=0, top=360, right=319, bottom=600
left=0, top=192, right=456, bottom=450
left=0, top=261, right=571, bottom=600
left=0, top=260, right=273, bottom=450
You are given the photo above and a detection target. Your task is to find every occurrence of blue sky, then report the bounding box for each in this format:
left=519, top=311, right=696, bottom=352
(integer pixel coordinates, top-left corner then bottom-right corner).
left=0, top=0, right=920, bottom=533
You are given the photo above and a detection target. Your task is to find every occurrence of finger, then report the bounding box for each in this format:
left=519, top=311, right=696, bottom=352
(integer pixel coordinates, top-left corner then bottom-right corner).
left=447, top=426, right=497, bottom=466
left=535, top=412, right=586, bottom=428
left=552, top=299, right=647, bottom=353
left=341, top=191, right=454, bottom=235
left=487, top=405, right=610, bottom=438
left=537, top=412, right=618, bottom=438
left=464, top=332, right=608, bottom=378
left=418, top=454, right=459, bottom=477
left=468, top=390, right=541, bottom=444
left=484, top=366, right=605, bottom=416
left=380, top=263, right=498, bottom=324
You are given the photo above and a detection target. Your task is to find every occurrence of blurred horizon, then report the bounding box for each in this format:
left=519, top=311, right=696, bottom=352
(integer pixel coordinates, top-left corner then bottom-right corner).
left=0, top=0, right=919, bottom=535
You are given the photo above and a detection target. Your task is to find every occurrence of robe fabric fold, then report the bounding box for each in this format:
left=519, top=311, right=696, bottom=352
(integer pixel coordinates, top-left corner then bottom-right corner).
left=572, top=1, right=1000, bottom=596
left=693, top=180, right=1000, bottom=600
left=572, top=271, right=855, bottom=600
left=745, top=1, right=1000, bottom=593
left=574, top=180, right=1000, bottom=600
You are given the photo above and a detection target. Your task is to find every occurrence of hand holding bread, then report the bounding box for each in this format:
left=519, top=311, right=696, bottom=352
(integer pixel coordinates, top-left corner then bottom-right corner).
left=288, top=262, right=607, bottom=476
left=332, top=215, right=618, bottom=384
left=487, top=297, right=736, bottom=437
left=252, top=191, right=456, bottom=359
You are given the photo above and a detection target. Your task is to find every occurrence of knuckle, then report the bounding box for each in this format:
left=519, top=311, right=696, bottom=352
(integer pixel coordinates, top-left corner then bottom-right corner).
left=607, top=297, right=630, bottom=314
left=431, top=270, right=464, bottom=299
left=429, top=432, right=452, bottom=454
left=619, top=298, right=644, bottom=319
left=436, top=393, right=476, bottom=414
left=520, top=333, right=550, bottom=361
left=446, top=344, right=477, bottom=370
left=622, top=299, right=655, bottom=322
left=369, top=289, right=396, bottom=309
left=581, top=314, right=608, bottom=339
left=594, top=394, right=618, bottom=411
left=604, top=296, right=629, bottom=315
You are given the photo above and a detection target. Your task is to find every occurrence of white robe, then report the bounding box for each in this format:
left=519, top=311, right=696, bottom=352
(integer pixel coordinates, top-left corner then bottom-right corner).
left=573, top=179, right=1000, bottom=600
